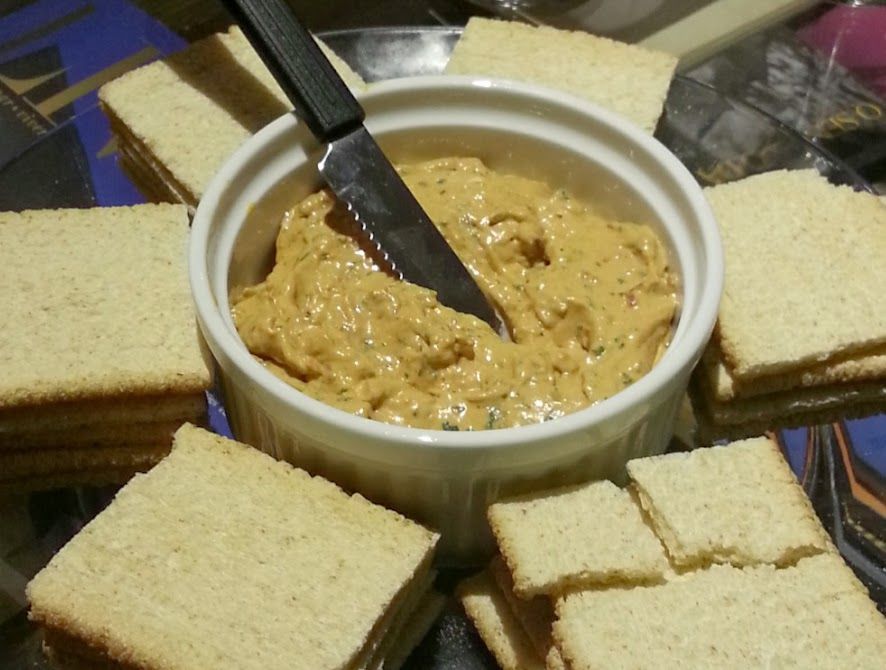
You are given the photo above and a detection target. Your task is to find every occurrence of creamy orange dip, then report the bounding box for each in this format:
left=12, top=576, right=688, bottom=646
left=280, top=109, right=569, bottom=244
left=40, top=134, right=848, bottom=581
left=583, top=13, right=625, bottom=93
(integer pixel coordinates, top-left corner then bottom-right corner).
left=232, top=158, right=677, bottom=430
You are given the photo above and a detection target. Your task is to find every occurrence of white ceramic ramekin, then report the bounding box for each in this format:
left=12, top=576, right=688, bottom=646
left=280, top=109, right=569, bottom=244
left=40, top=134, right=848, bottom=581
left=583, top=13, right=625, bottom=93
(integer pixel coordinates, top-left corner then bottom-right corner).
left=190, top=76, right=722, bottom=563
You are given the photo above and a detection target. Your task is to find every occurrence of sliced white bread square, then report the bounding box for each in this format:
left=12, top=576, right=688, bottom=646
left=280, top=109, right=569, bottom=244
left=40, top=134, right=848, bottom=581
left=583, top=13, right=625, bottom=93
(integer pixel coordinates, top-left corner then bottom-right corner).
left=27, top=424, right=438, bottom=670
left=626, top=437, right=830, bottom=568
left=553, top=553, right=886, bottom=670
left=488, top=480, right=669, bottom=598
left=445, top=17, right=676, bottom=134
left=704, top=169, right=886, bottom=380
left=0, top=205, right=209, bottom=410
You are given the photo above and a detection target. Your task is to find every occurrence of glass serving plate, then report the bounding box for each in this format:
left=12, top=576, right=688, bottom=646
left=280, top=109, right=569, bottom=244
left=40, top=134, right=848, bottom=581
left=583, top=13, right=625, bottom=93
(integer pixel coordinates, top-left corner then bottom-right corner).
left=0, top=25, right=883, bottom=670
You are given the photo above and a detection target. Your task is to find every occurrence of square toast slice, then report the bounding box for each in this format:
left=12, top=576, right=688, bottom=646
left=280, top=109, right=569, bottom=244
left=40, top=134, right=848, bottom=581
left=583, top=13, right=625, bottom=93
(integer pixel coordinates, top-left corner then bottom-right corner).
left=0, top=205, right=209, bottom=410
left=704, top=169, right=886, bottom=380
left=554, top=553, right=886, bottom=670
left=445, top=17, right=676, bottom=134
left=626, top=437, right=830, bottom=568
left=27, top=424, right=438, bottom=670
left=488, top=480, right=669, bottom=598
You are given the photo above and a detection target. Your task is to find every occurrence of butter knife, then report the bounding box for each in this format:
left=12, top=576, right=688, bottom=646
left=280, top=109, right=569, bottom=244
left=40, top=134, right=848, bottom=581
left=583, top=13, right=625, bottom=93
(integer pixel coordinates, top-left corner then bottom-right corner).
left=220, top=0, right=503, bottom=333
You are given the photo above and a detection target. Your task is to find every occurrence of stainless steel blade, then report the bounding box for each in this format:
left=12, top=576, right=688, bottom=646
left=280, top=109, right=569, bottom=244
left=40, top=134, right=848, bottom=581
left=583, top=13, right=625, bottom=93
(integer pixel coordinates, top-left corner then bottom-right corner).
left=318, top=126, right=503, bottom=333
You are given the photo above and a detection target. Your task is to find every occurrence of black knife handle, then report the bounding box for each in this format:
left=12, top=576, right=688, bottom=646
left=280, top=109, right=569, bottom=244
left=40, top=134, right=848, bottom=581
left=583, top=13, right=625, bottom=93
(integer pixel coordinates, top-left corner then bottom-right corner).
left=219, top=0, right=364, bottom=141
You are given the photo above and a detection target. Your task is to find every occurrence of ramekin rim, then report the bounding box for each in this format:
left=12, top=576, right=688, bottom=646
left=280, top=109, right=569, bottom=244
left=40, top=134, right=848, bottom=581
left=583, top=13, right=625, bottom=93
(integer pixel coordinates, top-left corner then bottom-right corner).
left=189, top=75, right=723, bottom=451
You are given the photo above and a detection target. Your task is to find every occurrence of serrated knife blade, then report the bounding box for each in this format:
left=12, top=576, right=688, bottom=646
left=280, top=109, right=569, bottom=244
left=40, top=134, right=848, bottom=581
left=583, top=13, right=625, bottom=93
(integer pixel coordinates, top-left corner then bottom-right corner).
left=221, top=0, right=503, bottom=334
left=319, top=127, right=501, bottom=329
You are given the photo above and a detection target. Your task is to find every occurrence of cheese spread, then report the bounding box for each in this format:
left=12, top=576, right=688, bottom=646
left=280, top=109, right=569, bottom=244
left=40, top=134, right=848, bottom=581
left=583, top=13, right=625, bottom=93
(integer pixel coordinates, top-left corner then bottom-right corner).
left=232, top=157, right=678, bottom=430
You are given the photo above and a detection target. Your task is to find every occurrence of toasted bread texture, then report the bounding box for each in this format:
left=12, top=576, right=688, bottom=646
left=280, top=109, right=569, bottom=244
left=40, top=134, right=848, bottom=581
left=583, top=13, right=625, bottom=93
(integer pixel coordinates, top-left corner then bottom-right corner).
left=489, top=557, right=554, bottom=657
left=704, top=170, right=886, bottom=380
left=445, top=17, right=676, bottom=134
left=0, top=394, right=205, bottom=433
left=0, top=419, right=187, bottom=450
left=488, top=557, right=565, bottom=670
left=380, top=590, right=445, bottom=670
left=701, top=340, right=886, bottom=402
left=626, top=437, right=830, bottom=568
left=99, top=27, right=364, bottom=207
left=0, top=443, right=170, bottom=480
left=553, top=553, right=886, bottom=670
left=692, top=369, right=885, bottom=427
left=488, top=480, right=669, bottom=597
left=458, top=568, right=545, bottom=670
left=27, top=424, right=438, bottom=670
left=0, top=205, right=209, bottom=409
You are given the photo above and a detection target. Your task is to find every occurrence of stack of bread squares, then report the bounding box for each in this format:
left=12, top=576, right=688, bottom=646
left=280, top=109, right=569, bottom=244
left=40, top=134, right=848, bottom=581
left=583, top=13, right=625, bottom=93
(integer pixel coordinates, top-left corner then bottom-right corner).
left=27, top=424, right=441, bottom=670
left=460, top=436, right=886, bottom=669
left=98, top=26, right=365, bottom=211
left=691, top=169, right=886, bottom=441
left=0, top=204, right=210, bottom=492
left=97, top=17, right=677, bottom=215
